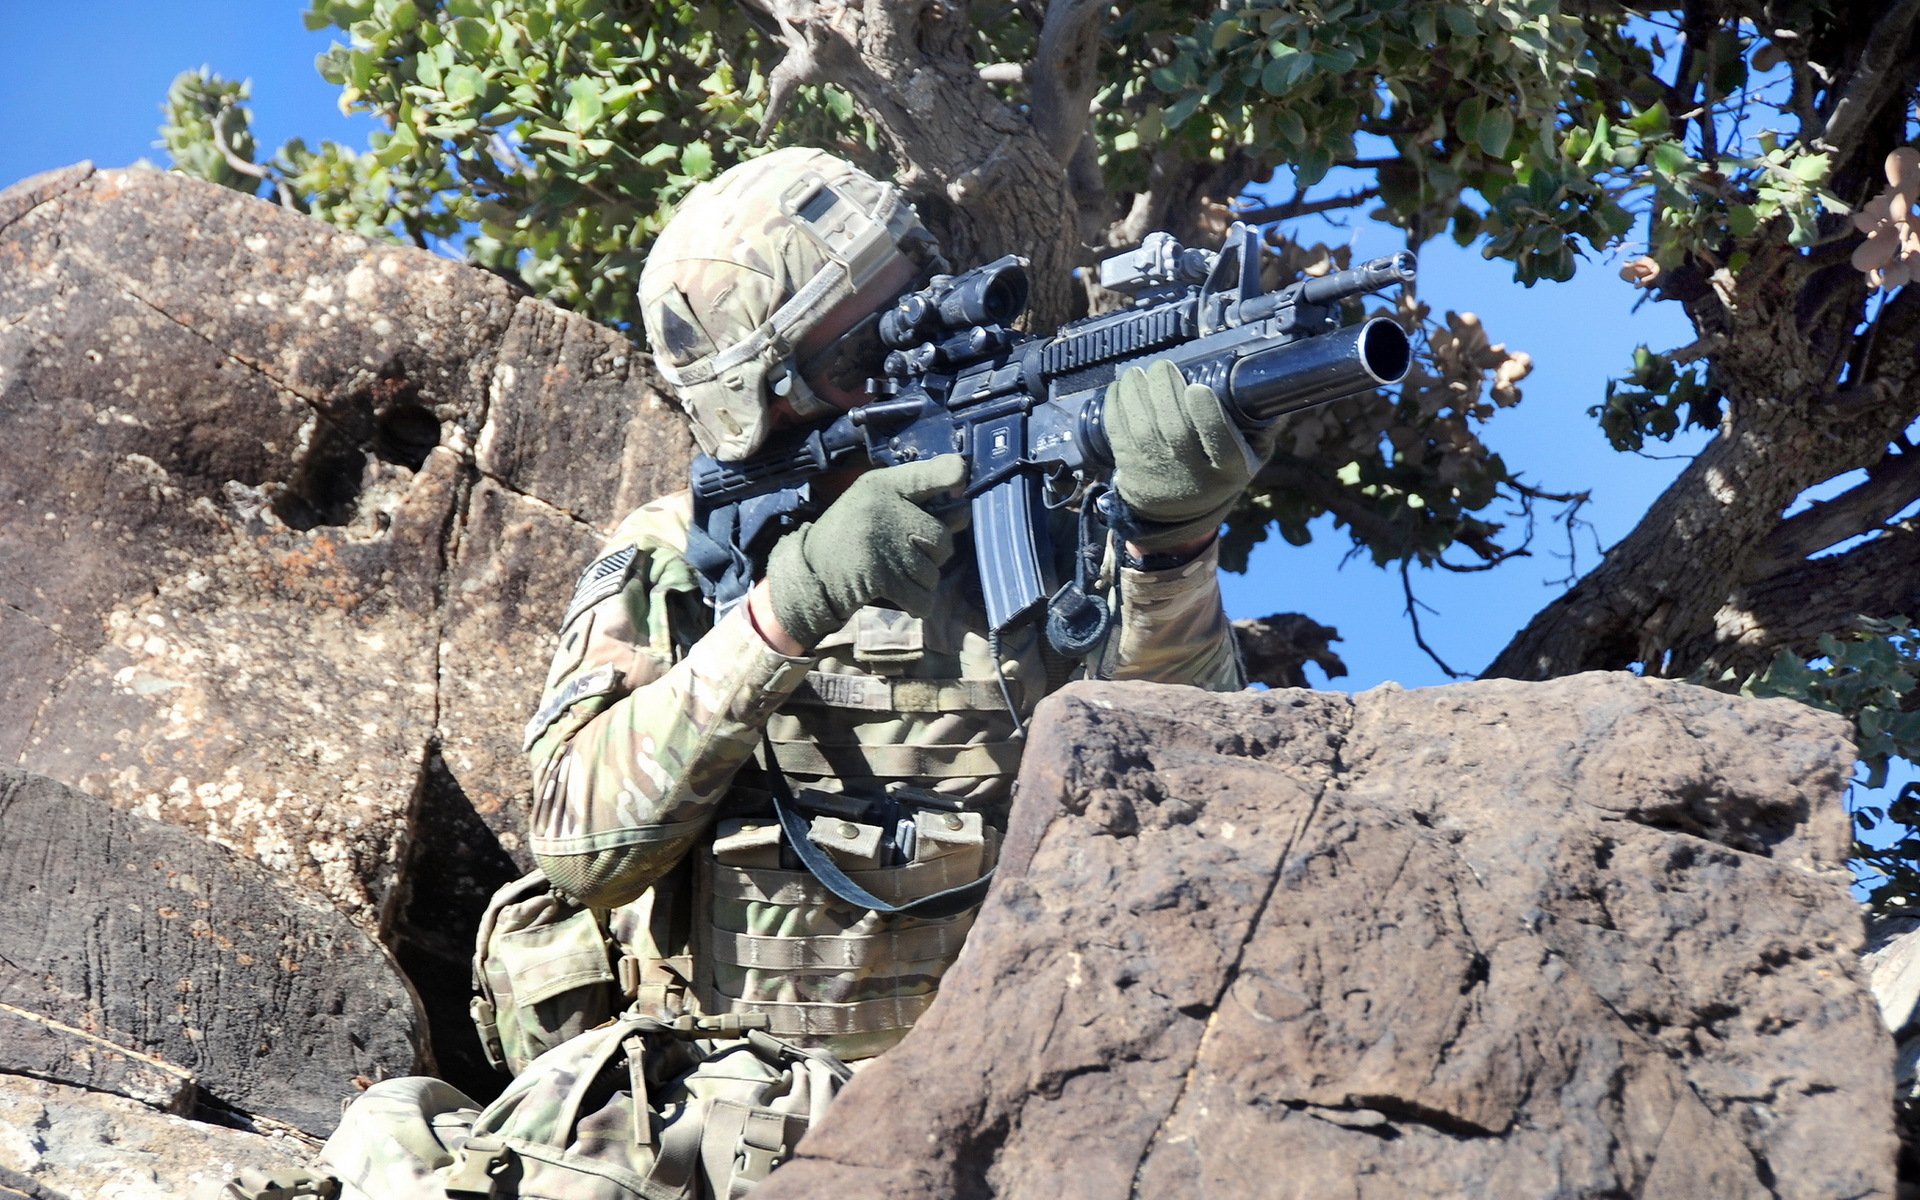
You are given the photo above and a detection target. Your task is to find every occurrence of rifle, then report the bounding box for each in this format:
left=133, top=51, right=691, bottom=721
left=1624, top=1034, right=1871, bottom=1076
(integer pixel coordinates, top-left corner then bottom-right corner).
left=683, top=222, right=1416, bottom=662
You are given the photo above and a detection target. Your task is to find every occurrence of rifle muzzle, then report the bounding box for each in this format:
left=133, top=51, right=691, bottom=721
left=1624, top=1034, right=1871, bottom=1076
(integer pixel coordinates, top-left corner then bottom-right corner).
left=1227, top=317, right=1411, bottom=425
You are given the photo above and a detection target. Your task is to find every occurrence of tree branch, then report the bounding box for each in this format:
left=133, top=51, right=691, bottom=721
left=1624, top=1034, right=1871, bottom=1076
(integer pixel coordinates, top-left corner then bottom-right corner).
left=1027, top=0, right=1110, bottom=164
left=1751, top=449, right=1920, bottom=576
left=1234, top=188, right=1380, bottom=226
left=740, top=0, right=1082, bottom=322
left=1712, top=522, right=1920, bottom=674
left=1819, top=0, right=1920, bottom=158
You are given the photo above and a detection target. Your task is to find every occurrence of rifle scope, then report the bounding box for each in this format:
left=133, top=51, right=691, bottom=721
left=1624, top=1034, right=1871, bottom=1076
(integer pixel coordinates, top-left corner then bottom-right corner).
left=879, top=256, right=1030, bottom=349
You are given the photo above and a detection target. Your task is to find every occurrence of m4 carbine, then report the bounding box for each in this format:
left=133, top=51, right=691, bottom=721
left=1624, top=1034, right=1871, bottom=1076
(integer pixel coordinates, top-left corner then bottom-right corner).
left=686, top=223, right=1416, bottom=660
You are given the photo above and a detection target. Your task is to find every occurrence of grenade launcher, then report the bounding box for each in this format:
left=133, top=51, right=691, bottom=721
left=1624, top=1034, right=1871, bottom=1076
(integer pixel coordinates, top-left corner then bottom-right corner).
left=684, top=223, right=1417, bottom=661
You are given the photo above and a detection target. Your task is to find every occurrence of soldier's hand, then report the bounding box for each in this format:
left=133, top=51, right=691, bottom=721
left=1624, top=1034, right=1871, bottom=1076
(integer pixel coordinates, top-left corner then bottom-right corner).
left=1104, top=359, right=1274, bottom=553
left=766, top=455, right=967, bottom=649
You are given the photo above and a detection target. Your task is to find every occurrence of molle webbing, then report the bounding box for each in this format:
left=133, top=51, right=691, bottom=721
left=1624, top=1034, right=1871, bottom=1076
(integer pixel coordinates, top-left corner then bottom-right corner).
left=696, top=989, right=938, bottom=1041
left=703, top=853, right=987, bottom=906
left=787, top=671, right=1025, bottom=713
left=756, top=736, right=1023, bottom=781
left=704, top=916, right=975, bottom=971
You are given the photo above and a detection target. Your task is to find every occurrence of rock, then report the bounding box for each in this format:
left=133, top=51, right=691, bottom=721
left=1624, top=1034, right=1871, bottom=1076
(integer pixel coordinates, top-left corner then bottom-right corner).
left=0, top=163, right=693, bottom=1093
left=761, top=674, right=1893, bottom=1200
left=0, top=163, right=691, bottom=936
left=0, top=770, right=421, bottom=1134
left=1866, top=917, right=1920, bottom=1098
left=0, top=1074, right=313, bottom=1200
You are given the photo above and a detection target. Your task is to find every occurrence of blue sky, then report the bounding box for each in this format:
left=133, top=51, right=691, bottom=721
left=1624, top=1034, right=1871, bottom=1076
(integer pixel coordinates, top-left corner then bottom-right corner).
left=2, top=3, right=1706, bottom=691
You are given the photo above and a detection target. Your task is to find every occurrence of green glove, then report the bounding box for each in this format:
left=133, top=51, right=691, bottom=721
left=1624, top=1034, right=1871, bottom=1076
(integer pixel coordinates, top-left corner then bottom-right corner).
left=1104, top=359, right=1274, bottom=552
left=767, top=455, right=967, bottom=649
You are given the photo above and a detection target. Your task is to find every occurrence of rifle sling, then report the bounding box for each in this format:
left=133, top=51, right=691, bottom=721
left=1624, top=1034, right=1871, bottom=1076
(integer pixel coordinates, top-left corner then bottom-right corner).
left=759, top=736, right=995, bottom=920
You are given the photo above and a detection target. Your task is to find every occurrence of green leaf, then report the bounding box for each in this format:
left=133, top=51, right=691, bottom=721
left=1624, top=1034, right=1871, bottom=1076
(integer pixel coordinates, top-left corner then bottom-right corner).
left=1260, top=47, right=1308, bottom=96
left=1443, top=6, right=1479, bottom=39
left=1789, top=152, right=1831, bottom=184
left=449, top=17, right=490, bottom=57
left=1163, top=91, right=1204, bottom=130
left=1650, top=140, right=1690, bottom=180
left=1475, top=106, right=1514, bottom=158
left=442, top=64, right=484, bottom=105
left=1624, top=100, right=1670, bottom=135
left=564, top=79, right=604, bottom=133
left=1317, top=46, right=1358, bottom=75
left=1274, top=107, right=1306, bottom=147
left=1454, top=96, right=1485, bottom=148
left=1293, top=144, right=1332, bottom=188
left=680, top=142, right=713, bottom=178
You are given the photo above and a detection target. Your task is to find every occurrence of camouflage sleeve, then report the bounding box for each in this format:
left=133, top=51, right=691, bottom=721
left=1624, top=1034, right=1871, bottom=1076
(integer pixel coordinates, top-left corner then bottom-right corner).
left=523, top=495, right=813, bottom=908
left=1098, top=537, right=1244, bottom=691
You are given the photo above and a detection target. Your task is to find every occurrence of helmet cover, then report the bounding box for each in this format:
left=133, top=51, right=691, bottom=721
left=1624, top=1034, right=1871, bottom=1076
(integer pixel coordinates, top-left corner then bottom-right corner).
left=639, top=147, right=943, bottom=460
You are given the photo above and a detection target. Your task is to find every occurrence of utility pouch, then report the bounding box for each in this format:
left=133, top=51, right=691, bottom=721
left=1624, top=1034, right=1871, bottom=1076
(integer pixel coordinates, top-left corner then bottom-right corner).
left=471, top=869, right=622, bottom=1076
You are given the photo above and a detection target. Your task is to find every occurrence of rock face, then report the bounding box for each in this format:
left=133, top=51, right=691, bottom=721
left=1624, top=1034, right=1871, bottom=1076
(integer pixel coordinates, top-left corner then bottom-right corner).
left=0, top=1074, right=312, bottom=1200
left=0, top=769, right=421, bottom=1134
left=0, top=164, right=691, bottom=1092
left=761, top=674, right=1894, bottom=1200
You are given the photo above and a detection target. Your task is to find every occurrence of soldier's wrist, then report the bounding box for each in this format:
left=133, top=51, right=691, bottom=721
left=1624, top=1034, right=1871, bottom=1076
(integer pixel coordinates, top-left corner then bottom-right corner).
left=1122, top=532, right=1216, bottom=570
left=747, top=580, right=810, bottom=657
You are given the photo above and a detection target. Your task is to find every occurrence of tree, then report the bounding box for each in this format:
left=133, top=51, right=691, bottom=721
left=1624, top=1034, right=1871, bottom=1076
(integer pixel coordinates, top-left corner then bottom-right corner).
left=164, top=0, right=1920, bottom=906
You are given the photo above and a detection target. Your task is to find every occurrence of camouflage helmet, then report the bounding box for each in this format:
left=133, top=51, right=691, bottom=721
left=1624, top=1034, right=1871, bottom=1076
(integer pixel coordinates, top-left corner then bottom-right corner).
left=639, top=147, right=945, bottom=461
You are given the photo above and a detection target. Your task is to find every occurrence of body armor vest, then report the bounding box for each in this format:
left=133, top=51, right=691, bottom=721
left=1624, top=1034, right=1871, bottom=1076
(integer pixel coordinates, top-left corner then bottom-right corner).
left=622, top=578, right=1052, bottom=1061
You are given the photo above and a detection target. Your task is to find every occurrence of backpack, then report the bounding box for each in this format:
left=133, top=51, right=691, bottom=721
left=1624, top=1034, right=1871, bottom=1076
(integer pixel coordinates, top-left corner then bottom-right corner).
left=316, top=1014, right=849, bottom=1200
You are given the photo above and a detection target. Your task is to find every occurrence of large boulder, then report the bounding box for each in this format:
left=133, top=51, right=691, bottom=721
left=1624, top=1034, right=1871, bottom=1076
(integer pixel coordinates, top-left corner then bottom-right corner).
left=0, top=769, right=421, bottom=1134
left=0, top=163, right=692, bottom=1091
left=761, top=674, right=1893, bottom=1200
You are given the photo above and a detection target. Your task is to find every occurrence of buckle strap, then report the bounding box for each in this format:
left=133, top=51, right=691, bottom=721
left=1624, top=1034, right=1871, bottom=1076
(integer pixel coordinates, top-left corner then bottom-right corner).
left=730, top=1109, right=790, bottom=1198
left=443, top=1136, right=510, bottom=1199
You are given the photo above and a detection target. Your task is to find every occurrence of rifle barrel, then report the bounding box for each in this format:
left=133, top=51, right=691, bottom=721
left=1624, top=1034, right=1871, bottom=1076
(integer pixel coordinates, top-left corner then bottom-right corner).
left=1228, top=317, right=1412, bottom=424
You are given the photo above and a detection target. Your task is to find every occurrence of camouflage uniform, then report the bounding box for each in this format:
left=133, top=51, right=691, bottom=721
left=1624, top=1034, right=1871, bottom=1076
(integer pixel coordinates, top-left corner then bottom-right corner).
left=240, top=146, right=1252, bottom=1200
left=523, top=489, right=1241, bottom=1062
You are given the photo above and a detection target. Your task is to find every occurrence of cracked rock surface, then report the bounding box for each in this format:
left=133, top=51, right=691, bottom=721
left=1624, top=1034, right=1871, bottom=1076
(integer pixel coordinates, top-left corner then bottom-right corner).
left=0, top=164, right=690, bottom=1118
left=761, top=675, right=1894, bottom=1200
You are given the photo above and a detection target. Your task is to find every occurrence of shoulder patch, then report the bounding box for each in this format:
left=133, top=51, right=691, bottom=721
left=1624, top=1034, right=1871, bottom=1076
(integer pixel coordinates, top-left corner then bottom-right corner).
left=561, top=545, right=640, bottom=631
left=523, top=663, right=621, bottom=752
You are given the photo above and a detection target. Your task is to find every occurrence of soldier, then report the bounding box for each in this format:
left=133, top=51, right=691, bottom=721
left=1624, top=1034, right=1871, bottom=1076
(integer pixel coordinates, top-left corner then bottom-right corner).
left=236, top=145, right=1273, bottom=1200
left=522, top=145, right=1263, bottom=1065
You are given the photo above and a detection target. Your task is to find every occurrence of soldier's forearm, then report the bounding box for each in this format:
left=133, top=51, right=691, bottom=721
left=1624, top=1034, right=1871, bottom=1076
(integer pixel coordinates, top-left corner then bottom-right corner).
left=1102, top=538, right=1244, bottom=690
left=526, top=602, right=814, bottom=894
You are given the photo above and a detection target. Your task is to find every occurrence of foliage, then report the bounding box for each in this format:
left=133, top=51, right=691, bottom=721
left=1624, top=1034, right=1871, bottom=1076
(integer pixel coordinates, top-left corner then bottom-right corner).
left=1594, top=345, right=1719, bottom=452
left=1741, top=623, right=1920, bottom=910
left=161, top=71, right=262, bottom=194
